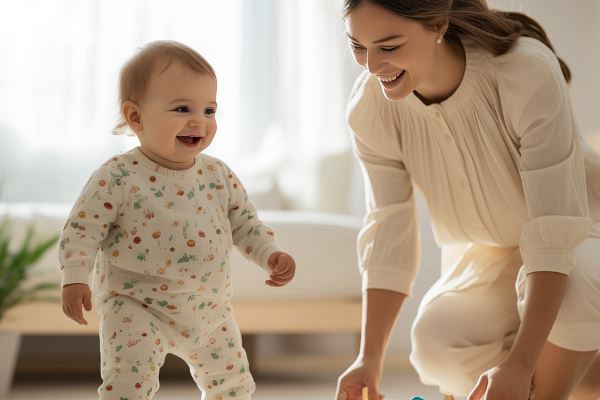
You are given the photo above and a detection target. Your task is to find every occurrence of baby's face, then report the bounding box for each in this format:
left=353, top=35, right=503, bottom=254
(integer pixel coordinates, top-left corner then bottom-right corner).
left=136, top=61, right=217, bottom=170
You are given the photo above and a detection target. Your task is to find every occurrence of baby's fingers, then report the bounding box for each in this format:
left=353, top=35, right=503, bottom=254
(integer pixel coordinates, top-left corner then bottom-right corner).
left=67, top=301, right=88, bottom=325
left=273, top=266, right=294, bottom=280
left=271, top=258, right=285, bottom=273
left=265, top=277, right=286, bottom=287
left=264, top=280, right=285, bottom=287
left=83, top=291, right=93, bottom=312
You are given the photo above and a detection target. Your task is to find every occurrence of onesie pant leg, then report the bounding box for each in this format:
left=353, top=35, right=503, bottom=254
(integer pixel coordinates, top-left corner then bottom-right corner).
left=98, top=296, right=171, bottom=400
left=177, top=317, right=255, bottom=400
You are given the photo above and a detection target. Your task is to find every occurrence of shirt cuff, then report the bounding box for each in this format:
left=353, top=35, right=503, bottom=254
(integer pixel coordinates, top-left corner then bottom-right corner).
left=254, top=242, right=284, bottom=273
left=61, top=265, right=91, bottom=287
left=361, top=267, right=415, bottom=296
left=519, top=215, right=593, bottom=275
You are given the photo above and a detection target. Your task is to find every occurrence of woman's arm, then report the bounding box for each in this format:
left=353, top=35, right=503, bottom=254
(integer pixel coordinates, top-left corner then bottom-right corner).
left=336, top=288, right=406, bottom=400
left=505, top=271, right=567, bottom=370
left=338, top=72, right=419, bottom=400
left=468, top=271, right=568, bottom=400
left=360, top=288, right=407, bottom=366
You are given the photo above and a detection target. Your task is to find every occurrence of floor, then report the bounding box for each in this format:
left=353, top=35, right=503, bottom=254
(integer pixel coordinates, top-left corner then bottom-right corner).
left=10, top=365, right=445, bottom=400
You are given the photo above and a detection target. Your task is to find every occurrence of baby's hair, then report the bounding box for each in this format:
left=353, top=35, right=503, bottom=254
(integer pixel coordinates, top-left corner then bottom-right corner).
left=113, top=40, right=216, bottom=135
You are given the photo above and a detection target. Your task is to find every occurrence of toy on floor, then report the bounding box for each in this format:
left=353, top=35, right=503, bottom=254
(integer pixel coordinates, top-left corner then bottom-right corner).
left=362, top=386, right=369, bottom=399
left=361, top=387, right=426, bottom=400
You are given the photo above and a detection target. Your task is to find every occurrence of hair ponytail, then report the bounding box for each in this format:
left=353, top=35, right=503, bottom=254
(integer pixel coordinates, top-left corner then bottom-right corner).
left=447, top=0, right=571, bottom=82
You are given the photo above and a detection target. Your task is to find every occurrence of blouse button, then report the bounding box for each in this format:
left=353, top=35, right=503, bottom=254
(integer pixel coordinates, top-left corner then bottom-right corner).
left=435, top=111, right=442, bottom=118
left=477, top=228, right=485, bottom=235
left=445, top=134, right=453, bottom=143
left=460, top=180, right=468, bottom=188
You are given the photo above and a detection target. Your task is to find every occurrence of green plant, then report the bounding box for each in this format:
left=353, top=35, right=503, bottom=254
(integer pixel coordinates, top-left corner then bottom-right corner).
left=0, top=219, right=60, bottom=320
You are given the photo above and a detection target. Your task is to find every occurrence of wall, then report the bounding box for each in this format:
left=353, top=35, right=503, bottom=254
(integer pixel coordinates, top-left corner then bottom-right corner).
left=488, top=0, right=600, bottom=136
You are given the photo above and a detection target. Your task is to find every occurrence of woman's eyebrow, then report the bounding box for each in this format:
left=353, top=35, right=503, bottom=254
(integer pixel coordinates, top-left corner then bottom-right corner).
left=372, top=34, right=405, bottom=44
left=345, top=32, right=405, bottom=44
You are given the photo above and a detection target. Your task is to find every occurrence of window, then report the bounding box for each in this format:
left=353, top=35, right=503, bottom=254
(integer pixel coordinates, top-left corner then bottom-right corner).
left=0, top=0, right=358, bottom=209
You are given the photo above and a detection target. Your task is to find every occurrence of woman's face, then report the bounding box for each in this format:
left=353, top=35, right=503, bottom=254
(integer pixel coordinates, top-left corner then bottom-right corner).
left=345, top=1, right=444, bottom=101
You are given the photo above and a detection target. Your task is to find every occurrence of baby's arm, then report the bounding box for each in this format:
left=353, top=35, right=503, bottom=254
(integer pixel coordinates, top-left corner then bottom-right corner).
left=224, top=164, right=295, bottom=284
left=58, top=162, right=122, bottom=323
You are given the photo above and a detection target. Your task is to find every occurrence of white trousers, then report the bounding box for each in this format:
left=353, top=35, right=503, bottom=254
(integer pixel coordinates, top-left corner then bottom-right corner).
left=409, top=225, right=600, bottom=396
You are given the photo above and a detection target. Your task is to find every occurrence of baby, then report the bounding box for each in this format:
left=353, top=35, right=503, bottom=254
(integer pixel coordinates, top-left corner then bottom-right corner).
left=59, top=40, right=296, bottom=400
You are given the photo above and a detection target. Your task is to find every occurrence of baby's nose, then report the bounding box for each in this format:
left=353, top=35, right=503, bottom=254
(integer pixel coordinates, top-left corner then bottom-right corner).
left=188, top=119, right=205, bottom=128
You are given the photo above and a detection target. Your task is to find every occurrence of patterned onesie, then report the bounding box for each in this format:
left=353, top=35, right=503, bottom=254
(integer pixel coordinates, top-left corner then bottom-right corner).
left=58, top=147, right=281, bottom=400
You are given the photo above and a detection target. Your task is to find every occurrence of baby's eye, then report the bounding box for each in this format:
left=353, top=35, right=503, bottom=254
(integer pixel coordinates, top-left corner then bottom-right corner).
left=204, top=107, right=216, bottom=117
left=172, top=105, right=190, bottom=113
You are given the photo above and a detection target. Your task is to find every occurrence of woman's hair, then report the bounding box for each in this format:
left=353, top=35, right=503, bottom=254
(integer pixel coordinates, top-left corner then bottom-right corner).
left=343, top=0, right=571, bottom=83
left=113, top=40, right=216, bottom=135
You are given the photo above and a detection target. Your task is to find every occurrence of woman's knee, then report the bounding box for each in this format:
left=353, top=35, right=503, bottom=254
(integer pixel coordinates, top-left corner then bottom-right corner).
left=410, top=301, right=455, bottom=367
left=410, top=293, right=518, bottom=396
left=410, top=296, right=476, bottom=384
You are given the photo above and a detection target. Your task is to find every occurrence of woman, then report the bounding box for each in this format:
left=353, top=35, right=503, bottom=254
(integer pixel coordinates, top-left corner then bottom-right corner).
left=335, top=1, right=600, bottom=399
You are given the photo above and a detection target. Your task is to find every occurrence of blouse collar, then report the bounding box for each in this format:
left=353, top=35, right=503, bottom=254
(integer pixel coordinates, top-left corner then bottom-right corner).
left=404, top=37, right=485, bottom=117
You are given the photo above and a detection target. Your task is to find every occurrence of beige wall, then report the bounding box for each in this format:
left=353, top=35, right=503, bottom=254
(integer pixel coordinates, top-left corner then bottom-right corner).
left=489, top=0, right=600, bottom=136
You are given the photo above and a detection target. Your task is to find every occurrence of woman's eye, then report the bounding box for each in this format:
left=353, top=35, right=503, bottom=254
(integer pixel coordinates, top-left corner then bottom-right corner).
left=381, top=46, right=401, bottom=52
left=173, top=105, right=190, bottom=113
left=349, top=42, right=365, bottom=52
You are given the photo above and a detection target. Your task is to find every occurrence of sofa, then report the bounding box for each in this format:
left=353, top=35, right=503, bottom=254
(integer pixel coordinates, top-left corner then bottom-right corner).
left=0, top=201, right=365, bottom=332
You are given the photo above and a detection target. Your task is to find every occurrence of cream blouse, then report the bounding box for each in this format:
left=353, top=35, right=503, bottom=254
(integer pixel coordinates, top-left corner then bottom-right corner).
left=348, top=37, right=600, bottom=296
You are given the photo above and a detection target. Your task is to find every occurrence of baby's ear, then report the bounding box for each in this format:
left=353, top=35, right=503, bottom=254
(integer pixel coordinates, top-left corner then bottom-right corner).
left=122, top=101, right=143, bottom=133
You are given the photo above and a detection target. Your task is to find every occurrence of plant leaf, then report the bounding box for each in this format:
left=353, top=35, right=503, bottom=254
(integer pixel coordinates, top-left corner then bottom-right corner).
left=0, top=224, right=59, bottom=317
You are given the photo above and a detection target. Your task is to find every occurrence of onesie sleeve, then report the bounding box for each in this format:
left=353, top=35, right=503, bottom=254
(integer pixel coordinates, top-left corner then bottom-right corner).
left=348, top=71, right=421, bottom=296
left=498, top=38, right=593, bottom=276
left=58, top=160, right=124, bottom=287
left=224, top=164, right=282, bottom=273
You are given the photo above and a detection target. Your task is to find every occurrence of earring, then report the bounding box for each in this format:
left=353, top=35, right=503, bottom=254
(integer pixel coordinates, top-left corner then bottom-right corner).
left=436, top=36, right=443, bottom=44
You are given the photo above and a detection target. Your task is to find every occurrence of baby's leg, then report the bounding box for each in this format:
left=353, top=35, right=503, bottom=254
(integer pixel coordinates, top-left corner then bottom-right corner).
left=98, top=296, right=171, bottom=400
left=178, top=317, right=255, bottom=400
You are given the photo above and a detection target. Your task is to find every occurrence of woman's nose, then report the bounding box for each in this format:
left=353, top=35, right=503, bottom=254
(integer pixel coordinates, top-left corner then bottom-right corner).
left=366, top=52, right=383, bottom=75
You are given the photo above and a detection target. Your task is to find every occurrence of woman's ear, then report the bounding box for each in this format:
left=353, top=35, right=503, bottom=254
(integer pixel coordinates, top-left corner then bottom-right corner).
left=431, top=16, right=450, bottom=38
left=122, top=101, right=143, bottom=134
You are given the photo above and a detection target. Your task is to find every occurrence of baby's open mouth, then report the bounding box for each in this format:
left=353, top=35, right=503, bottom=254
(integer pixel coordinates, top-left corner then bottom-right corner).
left=177, top=136, right=201, bottom=145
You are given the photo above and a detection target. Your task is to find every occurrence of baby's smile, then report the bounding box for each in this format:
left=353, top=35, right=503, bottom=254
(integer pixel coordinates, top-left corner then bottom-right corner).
left=176, top=135, right=202, bottom=146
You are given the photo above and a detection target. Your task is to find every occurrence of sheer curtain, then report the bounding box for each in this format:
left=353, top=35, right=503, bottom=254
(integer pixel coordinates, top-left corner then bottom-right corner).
left=270, top=0, right=361, bottom=211
left=0, top=0, right=358, bottom=211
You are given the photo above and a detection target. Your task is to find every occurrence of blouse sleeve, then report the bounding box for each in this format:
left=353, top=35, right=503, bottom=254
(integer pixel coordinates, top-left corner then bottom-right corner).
left=58, top=161, right=123, bottom=287
left=348, top=71, right=421, bottom=296
left=498, top=38, right=593, bottom=276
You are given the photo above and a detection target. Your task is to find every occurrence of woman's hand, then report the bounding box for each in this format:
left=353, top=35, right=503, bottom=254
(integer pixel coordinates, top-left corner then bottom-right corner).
left=468, top=360, right=534, bottom=400
left=336, top=356, right=384, bottom=400
left=62, top=283, right=92, bottom=325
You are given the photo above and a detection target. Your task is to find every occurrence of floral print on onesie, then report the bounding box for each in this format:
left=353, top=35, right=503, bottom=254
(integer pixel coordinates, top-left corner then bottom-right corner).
left=58, top=147, right=281, bottom=400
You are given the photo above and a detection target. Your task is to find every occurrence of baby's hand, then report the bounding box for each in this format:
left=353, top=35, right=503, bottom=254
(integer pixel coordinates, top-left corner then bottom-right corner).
left=62, top=283, right=93, bottom=325
left=265, top=251, right=296, bottom=287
